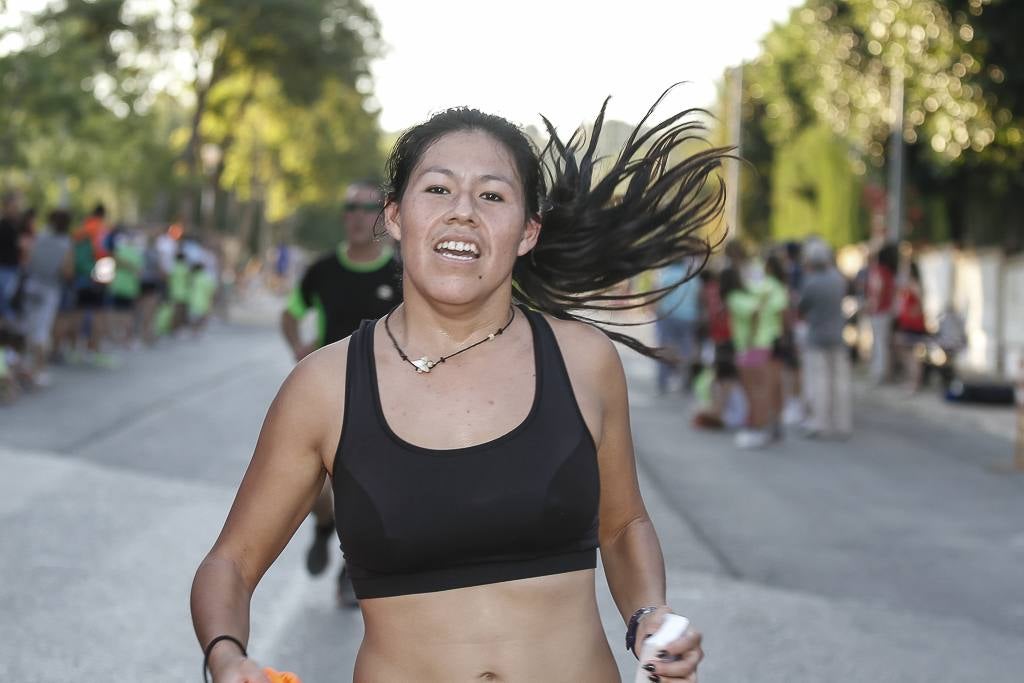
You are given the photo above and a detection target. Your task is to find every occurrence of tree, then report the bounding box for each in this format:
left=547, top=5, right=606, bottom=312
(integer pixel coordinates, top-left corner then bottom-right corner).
left=733, top=0, right=1024, bottom=248
left=178, top=0, right=381, bottom=232
left=0, top=1, right=181, bottom=217
left=0, top=0, right=386, bottom=254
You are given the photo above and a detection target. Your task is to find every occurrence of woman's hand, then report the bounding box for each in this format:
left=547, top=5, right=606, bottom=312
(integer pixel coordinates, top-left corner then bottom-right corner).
left=210, top=652, right=272, bottom=683
left=636, top=606, right=703, bottom=682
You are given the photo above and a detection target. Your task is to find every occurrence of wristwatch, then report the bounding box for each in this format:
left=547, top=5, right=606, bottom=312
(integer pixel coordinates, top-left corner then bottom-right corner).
left=625, top=606, right=660, bottom=657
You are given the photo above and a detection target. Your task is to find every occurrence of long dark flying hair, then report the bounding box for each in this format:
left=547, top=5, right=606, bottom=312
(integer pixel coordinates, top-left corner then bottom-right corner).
left=384, top=87, right=733, bottom=358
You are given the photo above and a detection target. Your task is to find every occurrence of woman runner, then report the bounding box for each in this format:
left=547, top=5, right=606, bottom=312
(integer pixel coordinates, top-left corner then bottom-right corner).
left=192, top=90, right=729, bottom=683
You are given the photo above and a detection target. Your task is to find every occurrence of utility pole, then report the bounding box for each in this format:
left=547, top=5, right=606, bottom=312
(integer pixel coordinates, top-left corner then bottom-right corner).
left=887, top=67, right=905, bottom=243
left=727, top=65, right=744, bottom=239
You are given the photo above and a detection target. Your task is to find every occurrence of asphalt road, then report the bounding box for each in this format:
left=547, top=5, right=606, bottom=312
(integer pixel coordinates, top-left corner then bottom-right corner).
left=2, top=302, right=1022, bottom=681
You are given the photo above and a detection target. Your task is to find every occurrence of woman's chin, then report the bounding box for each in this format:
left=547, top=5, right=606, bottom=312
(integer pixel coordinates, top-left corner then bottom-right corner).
left=413, top=277, right=498, bottom=308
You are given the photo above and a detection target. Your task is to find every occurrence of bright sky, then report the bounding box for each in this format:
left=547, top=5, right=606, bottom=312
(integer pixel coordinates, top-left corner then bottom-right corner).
left=369, top=0, right=805, bottom=133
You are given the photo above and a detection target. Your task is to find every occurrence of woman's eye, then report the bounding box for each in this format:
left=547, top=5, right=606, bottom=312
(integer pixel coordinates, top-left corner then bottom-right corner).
left=480, top=192, right=503, bottom=202
left=425, top=185, right=449, bottom=195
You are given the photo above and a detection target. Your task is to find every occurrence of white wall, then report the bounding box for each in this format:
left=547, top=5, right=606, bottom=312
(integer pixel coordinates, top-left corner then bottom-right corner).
left=1002, top=255, right=1024, bottom=379
left=917, top=247, right=1023, bottom=379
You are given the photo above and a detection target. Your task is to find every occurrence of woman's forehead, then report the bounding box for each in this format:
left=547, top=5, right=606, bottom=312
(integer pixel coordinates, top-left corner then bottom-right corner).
left=416, top=130, right=520, bottom=181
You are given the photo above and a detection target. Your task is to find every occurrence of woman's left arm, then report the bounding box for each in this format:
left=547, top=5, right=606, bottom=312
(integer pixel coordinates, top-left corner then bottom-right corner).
left=592, top=335, right=703, bottom=681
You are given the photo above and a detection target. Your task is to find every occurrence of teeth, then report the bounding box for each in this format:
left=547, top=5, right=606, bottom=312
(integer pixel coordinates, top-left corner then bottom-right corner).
left=434, top=240, right=479, bottom=255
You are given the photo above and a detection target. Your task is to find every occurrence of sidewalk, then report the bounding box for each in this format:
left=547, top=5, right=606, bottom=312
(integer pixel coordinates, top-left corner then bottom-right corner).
left=852, top=375, right=1017, bottom=445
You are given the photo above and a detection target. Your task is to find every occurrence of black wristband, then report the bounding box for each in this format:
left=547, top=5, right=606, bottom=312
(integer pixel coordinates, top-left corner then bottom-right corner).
left=203, top=634, right=247, bottom=683
left=625, top=606, right=660, bottom=659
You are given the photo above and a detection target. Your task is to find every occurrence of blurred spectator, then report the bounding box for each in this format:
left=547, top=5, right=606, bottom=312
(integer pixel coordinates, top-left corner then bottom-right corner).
left=75, top=204, right=110, bottom=259
left=17, top=207, right=38, bottom=273
left=724, top=237, right=763, bottom=286
left=0, top=324, right=27, bottom=403
left=137, top=231, right=166, bottom=346
left=654, top=258, right=701, bottom=394
left=699, top=268, right=732, bottom=357
left=721, top=264, right=787, bottom=449
left=921, top=305, right=967, bottom=390
left=272, top=241, right=292, bottom=294
left=798, top=240, right=851, bottom=439
left=894, top=261, right=929, bottom=393
left=168, top=250, right=191, bottom=333
left=18, top=207, right=37, bottom=235
left=155, top=225, right=179, bottom=277
left=783, top=241, right=804, bottom=292
left=765, top=251, right=798, bottom=439
left=0, top=193, right=22, bottom=321
left=865, top=243, right=898, bottom=383
left=691, top=268, right=745, bottom=430
left=71, top=204, right=113, bottom=365
left=21, top=209, right=73, bottom=387
left=108, top=228, right=144, bottom=346
left=188, top=260, right=217, bottom=335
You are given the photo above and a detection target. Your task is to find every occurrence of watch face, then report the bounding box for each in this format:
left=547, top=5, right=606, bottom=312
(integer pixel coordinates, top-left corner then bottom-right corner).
left=376, top=284, right=394, bottom=301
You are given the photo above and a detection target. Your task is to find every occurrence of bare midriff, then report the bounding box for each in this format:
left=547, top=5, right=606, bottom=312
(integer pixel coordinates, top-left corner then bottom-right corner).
left=354, top=569, right=619, bottom=683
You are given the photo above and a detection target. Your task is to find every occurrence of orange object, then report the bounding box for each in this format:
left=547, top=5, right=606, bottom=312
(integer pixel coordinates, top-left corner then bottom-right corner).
left=75, top=216, right=110, bottom=259
left=264, top=668, right=302, bottom=683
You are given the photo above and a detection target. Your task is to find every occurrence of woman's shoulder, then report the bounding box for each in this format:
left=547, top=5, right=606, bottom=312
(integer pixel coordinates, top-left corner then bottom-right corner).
left=290, top=336, right=350, bottom=395
left=279, top=337, right=350, bottom=459
left=537, top=312, right=622, bottom=376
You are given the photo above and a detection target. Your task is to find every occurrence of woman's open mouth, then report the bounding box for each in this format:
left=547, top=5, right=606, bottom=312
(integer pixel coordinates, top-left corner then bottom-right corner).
left=433, top=239, right=480, bottom=261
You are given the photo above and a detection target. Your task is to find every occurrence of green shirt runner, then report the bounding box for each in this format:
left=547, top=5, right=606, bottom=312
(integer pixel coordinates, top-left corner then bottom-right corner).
left=110, top=241, right=143, bottom=300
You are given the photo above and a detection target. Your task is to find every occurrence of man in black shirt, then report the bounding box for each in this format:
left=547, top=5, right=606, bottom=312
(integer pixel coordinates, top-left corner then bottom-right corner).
left=280, top=180, right=401, bottom=605
left=281, top=182, right=401, bottom=359
left=0, top=193, right=23, bottom=322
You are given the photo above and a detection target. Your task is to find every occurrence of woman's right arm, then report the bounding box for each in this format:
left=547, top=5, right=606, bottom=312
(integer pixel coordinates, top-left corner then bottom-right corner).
left=191, top=344, right=345, bottom=681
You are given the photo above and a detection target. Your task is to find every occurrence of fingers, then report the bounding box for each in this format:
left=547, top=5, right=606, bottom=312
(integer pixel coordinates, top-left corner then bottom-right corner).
left=642, top=629, right=703, bottom=681
left=243, top=668, right=272, bottom=683
left=638, top=605, right=674, bottom=641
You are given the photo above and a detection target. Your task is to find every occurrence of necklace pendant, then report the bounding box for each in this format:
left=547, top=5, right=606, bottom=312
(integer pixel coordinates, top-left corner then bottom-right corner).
left=412, top=357, right=435, bottom=373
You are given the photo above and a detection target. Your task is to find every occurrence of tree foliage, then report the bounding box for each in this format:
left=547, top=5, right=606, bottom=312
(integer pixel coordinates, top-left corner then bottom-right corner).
left=733, top=0, right=1024, bottom=248
left=0, top=0, right=384, bottom=252
left=771, top=124, right=862, bottom=245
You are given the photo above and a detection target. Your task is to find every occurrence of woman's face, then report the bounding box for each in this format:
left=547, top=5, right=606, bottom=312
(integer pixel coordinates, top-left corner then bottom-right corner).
left=384, top=130, right=540, bottom=306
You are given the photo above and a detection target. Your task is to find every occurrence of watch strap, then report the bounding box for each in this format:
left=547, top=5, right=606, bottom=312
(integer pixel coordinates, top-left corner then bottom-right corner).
left=625, top=606, right=660, bottom=657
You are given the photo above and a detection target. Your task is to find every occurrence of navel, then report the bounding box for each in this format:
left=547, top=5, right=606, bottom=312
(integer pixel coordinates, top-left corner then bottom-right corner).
left=476, top=672, right=501, bottom=682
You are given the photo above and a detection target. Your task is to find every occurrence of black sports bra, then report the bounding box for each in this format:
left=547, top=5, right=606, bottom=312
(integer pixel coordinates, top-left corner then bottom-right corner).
left=332, top=305, right=600, bottom=599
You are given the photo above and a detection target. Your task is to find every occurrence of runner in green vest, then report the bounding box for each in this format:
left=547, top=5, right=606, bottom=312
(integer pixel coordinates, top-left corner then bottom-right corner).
left=108, top=230, right=143, bottom=346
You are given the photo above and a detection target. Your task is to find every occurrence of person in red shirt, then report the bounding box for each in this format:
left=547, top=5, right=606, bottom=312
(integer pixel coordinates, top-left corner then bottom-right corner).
left=895, top=261, right=929, bottom=392
left=865, top=243, right=897, bottom=383
left=691, top=269, right=743, bottom=430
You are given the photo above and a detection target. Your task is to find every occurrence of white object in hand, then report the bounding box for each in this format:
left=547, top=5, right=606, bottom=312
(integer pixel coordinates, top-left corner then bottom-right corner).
left=633, top=613, right=691, bottom=683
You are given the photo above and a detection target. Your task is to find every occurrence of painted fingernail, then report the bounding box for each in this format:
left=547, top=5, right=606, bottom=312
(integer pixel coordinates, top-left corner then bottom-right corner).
left=647, top=675, right=660, bottom=682
left=642, top=664, right=656, bottom=672
left=656, top=650, right=669, bottom=658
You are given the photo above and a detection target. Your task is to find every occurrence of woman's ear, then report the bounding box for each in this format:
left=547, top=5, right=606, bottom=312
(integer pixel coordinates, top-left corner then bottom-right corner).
left=383, top=201, right=402, bottom=241
left=516, top=216, right=541, bottom=257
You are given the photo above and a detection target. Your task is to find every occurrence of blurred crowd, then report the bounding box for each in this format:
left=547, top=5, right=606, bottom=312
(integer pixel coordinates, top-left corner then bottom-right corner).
left=654, top=236, right=968, bottom=448
left=2, top=179, right=972, bottom=425
left=0, top=191, right=222, bottom=404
